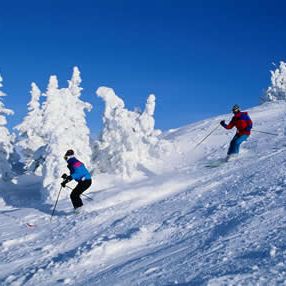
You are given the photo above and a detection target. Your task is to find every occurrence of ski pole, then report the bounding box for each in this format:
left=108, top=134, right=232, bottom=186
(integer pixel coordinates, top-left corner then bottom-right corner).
left=82, top=194, right=94, bottom=201
left=65, top=185, right=94, bottom=201
left=50, top=186, right=63, bottom=221
left=252, top=129, right=279, bottom=136
left=194, top=124, right=220, bottom=149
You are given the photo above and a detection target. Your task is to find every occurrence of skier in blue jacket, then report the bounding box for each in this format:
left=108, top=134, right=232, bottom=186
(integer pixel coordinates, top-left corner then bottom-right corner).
left=61, top=149, right=92, bottom=210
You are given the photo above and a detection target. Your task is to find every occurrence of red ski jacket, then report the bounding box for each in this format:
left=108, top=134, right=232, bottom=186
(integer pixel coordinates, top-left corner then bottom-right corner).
left=222, top=112, right=253, bottom=136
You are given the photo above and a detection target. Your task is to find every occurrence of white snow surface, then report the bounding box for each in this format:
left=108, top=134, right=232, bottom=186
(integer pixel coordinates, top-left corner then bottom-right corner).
left=1, top=102, right=286, bottom=285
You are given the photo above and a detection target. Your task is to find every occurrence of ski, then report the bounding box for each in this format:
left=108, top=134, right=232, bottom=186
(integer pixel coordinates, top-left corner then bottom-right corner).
left=25, top=223, right=37, bottom=228
left=205, top=158, right=227, bottom=168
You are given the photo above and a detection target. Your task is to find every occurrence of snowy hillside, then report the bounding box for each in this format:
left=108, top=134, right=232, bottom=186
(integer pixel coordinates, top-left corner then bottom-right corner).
left=1, top=101, right=286, bottom=285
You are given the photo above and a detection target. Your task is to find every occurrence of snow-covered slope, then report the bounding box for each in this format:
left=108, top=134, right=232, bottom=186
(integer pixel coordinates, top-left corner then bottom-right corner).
left=1, top=102, right=286, bottom=285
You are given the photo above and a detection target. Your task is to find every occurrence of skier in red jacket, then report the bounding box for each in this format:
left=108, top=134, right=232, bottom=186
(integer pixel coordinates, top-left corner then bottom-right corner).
left=220, top=104, right=253, bottom=159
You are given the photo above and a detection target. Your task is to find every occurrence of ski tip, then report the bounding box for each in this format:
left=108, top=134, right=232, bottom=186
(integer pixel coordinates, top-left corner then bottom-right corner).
left=25, top=223, right=37, bottom=228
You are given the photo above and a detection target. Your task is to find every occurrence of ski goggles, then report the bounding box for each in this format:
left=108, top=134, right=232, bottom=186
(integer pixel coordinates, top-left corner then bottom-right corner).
left=64, top=155, right=73, bottom=161
left=232, top=107, right=240, bottom=113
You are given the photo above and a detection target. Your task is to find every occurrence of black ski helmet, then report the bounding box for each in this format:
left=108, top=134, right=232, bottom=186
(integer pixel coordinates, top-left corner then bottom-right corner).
left=232, top=104, right=240, bottom=113
left=64, top=149, right=74, bottom=160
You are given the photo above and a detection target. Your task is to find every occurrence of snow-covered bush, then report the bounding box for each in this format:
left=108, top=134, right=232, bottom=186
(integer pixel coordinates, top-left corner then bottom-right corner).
left=14, top=82, right=45, bottom=169
left=94, top=86, right=168, bottom=178
left=263, top=61, right=286, bottom=102
left=0, top=74, right=14, bottom=181
left=40, top=67, right=93, bottom=201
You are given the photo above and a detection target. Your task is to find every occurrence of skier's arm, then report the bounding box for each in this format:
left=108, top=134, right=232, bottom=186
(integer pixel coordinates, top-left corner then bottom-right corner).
left=70, top=172, right=80, bottom=180
left=67, top=163, right=76, bottom=181
left=245, top=114, right=253, bottom=131
left=220, top=118, right=235, bottom=129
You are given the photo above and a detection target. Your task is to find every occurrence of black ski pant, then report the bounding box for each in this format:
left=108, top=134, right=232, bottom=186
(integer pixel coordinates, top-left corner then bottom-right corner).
left=70, top=179, right=92, bottom=209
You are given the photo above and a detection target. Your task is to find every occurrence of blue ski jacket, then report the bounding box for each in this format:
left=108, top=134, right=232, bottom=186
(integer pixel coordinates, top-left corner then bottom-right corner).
left=67, top=157, right=91, bottom=182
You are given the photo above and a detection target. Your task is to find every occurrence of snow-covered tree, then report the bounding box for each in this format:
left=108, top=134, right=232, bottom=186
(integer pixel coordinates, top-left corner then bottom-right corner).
left=41, top=68, right=92, bottom=202
left=65, top=67, right=93, bottom=166
left=14, top=82, right=45, bottom=168
left=68, top=66, right=82, bottom=97
left=0, top=74, right=14, bottom=181
left=139, top=94, right=159, bottom=136
left=264, top=61, right=286, bottom=102
left=94, top=86, right=167, bottom=178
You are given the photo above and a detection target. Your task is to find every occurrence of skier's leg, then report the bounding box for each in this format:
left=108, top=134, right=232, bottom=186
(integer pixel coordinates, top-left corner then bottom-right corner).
left=227, top=134, right=239, bottom=155
left=233, top=135, right=248, bottom=154
left=80, top=179, right=92, bottom=194
left=70, top=183, right=84, bottom=209
left=70, top=180, right=92, bottom=209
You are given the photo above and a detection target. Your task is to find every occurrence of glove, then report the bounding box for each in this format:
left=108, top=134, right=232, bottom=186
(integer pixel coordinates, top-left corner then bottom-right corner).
left=61, top=175, right=72, bottom=188
left=220, top=120, right=226, bottom=127
left=61, top=173, right=68, bottom=179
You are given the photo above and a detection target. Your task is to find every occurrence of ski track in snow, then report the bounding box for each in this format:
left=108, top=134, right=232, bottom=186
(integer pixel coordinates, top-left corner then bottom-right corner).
left=1, top=102, right=286, bottom=285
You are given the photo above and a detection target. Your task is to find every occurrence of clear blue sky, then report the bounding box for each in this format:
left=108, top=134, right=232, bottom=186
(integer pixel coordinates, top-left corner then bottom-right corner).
left=1, top=0, right=286, bottom=135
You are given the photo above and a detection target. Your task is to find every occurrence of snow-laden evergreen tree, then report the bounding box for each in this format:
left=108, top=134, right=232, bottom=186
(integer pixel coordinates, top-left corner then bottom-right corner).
left=14, top=82, right=45, bottom=168
left=68, top=66, right=82, bottom=97
left=94, top=86, right=168, bottom=178
left=264, top=61, right=286, bottom=102
left=66, top=67, right=93, bottom=166
left=0, top=74, right=14, bottom=181
left=41, top=68, right=92, bottom=202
